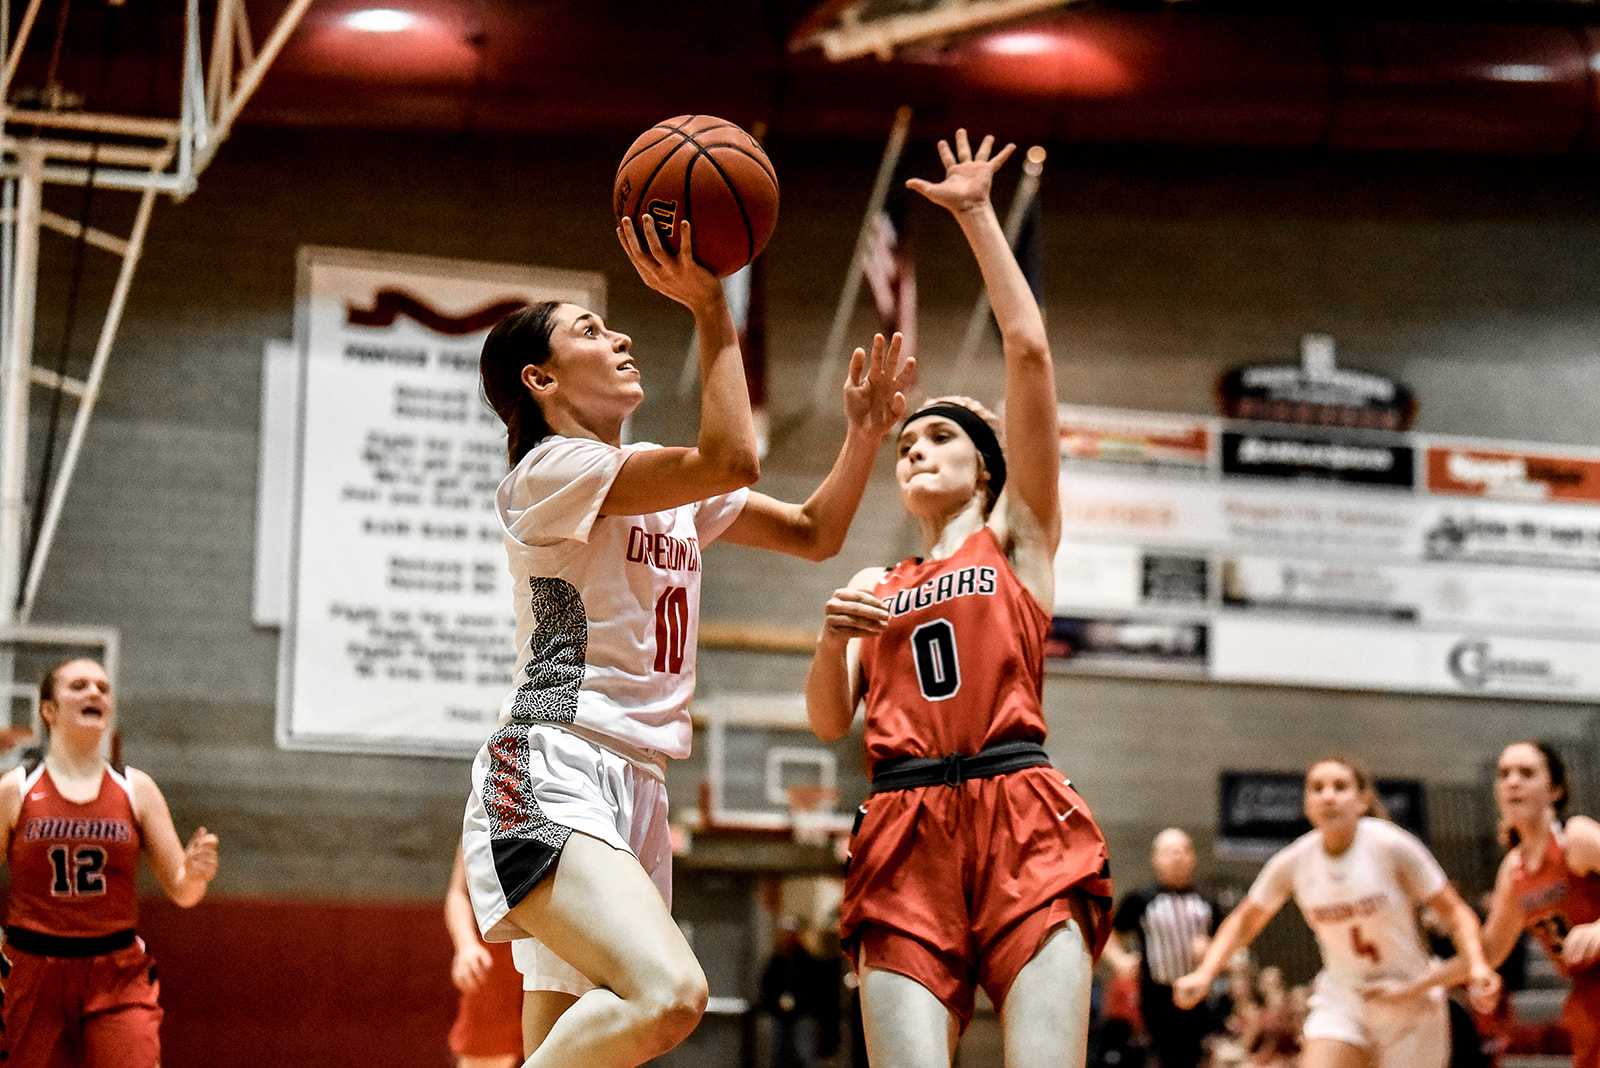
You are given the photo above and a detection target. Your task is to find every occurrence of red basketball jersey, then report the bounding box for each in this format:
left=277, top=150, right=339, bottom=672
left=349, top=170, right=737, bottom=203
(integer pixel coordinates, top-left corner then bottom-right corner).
left=858, top=526, right=1050, bottom=767
left=1510, top=824, right=1600, bottom=979
left=6, top=763, right=142, bottom=937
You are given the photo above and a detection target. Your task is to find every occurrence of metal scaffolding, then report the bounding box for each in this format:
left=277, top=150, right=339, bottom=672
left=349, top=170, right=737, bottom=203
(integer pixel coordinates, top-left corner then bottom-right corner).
left=0, top=0, right=311, bottom=704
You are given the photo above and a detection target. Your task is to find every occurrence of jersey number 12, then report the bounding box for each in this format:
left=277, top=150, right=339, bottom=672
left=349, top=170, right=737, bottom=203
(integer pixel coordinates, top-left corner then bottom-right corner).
left=48, top=845, right=107, bottom=897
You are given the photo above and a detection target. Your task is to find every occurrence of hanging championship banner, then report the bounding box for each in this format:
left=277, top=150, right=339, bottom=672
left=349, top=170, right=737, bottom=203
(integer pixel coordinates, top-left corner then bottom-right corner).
left=277, top=247, right=605, bottom=755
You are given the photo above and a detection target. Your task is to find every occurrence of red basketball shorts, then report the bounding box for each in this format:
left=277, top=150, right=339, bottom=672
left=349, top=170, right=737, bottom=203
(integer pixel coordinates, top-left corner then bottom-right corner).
left=1563, top=976, right=1600, bottom=1067
left=839, top=766, right=1112, bottom=1028
left=0, top=939, right=162, bottom=1068
left=449, top=939, right=524, bottom=1059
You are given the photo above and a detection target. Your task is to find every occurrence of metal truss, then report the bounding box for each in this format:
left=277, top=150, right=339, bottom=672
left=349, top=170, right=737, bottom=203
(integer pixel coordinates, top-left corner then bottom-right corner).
left=1, top=0, right=314, bottom=195
left=0, top=0, right=311, bottom=650
left=792, top=0, right=1076, bottom=61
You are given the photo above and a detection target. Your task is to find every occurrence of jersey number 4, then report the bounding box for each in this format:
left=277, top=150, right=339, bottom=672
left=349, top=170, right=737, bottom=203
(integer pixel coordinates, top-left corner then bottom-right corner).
left=48, top=845, right=108, bottom=897
left=1350, top=924, right=1382, bottom=965
left=654, top=586, right=689, bottom=674
left=911, top=619, right=962, bottom=701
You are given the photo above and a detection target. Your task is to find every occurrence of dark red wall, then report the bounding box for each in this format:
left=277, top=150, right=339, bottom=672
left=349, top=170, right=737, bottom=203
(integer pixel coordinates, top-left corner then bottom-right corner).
left=141, top=897, right=458, bottom=1068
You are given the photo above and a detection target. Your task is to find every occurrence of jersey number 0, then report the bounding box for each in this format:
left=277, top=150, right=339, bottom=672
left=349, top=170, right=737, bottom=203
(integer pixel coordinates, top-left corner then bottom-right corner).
left=911, top=619, right=962, bottom=701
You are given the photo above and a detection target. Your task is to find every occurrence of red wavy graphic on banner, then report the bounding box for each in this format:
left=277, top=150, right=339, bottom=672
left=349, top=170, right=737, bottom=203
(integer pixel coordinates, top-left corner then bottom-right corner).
left=346, top=289, right=529, bottom=336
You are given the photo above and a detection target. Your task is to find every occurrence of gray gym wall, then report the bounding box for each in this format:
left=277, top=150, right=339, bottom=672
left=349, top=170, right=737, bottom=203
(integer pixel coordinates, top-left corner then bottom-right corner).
left=20, top=129, right=1600, bottom=932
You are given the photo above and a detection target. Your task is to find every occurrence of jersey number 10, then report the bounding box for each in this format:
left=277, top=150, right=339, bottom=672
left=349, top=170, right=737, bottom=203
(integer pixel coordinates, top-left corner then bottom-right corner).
left=654, top=586, right=690, bottom=674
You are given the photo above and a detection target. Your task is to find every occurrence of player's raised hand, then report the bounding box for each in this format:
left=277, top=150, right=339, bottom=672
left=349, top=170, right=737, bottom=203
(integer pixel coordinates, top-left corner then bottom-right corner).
left=906, top=129, right=1016, bottom=215
left=843, top=332, right=916, bottom=441
left=821, top=588, right=891, bottom=643
left=184, top=826, right=219, bottom=883
left=617, top=216, right=722, bottom=312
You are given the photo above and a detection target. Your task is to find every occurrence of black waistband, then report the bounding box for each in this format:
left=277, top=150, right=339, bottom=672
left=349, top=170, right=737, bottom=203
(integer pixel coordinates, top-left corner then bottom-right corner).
left=869, top=740, right=1051, bottom=794
left=4, top=926, right=136, bottom=958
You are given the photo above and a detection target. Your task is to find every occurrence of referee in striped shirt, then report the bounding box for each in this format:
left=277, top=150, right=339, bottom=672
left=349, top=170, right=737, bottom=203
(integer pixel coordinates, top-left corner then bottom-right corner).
left=1104, top=828, right=1219, bottom=1068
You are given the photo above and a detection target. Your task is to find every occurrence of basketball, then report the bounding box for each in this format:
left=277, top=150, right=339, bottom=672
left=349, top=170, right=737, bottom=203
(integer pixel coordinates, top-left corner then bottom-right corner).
left=613, top=115, right=779, bottom=278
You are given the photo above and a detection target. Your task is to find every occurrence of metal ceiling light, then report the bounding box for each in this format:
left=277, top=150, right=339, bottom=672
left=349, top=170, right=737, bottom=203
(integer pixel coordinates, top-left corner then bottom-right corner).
left=343, top=8, right=419, bottom=33
left=793, top=0, right=1080, bottom=62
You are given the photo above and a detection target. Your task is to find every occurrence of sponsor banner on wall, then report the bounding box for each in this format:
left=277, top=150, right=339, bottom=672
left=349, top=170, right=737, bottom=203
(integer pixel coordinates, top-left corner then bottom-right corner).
left=1046, top=616, right=1209, bottom=674
left=1053, top=541, right=1144, bottom=612
left=1062, top=472, right=1422, bottom=559
left=1417, top=566, right=1600, bottom=635
left=1220, top=428, right=1415, bottom=488
left=1218, top=771, right=1427, bottom=859
left=1211, top=617, right=1600, bottom=702
left=1426, top=445, right=1600, bottom=504
left=1220, top=556, right=1417, bottom=622
left=1047, top=401, right=1600, bottom=702
left=1421, top=634, right=1600, bottom=700
left=1218, top=556, right=1600, bottom=634
left=1059, top=405, right=1212, bottom=470
left=278, top=247, right=605, bottom=755
left=1211, top=617, right=1419, bottom=691
left=1421, top=501, right=1600, bottom=570
left=1054, top=542, right=1209, bottom=614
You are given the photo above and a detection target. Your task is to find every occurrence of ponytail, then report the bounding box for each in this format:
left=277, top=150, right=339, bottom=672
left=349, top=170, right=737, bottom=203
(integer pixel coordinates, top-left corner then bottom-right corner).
left=504, top=392, right=553, bottom=469
left=481, top=301, right=561, bottom=467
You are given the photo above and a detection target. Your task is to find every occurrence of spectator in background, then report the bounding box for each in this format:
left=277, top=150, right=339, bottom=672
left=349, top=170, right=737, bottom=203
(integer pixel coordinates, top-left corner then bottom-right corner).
left=1104, top=828, right=1220, bottom=1067
left=445, top=846, right=523, bottom=1068
left=1248, top=966, right=1299, bottom=1066
left=759, top=916, right=839, bottom=1067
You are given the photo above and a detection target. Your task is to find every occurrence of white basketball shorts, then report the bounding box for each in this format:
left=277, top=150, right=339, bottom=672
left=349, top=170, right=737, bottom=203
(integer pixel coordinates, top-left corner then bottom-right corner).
left=1302, top=971, right=1448, bottom=1068
left=462, top=722, right=672, bottom=995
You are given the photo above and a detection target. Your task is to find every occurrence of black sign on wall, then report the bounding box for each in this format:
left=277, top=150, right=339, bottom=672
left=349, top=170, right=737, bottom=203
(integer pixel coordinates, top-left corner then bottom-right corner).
left=1216, top=336, right=1417, bottom=431
left=1217, top=770, right=1428, bottom=859
left=1220, top=430, right=1416, bottom=488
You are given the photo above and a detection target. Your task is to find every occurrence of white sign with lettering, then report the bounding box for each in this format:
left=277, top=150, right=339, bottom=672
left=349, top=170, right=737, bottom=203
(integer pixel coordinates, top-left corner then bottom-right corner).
left=278, top=247, right=605, bottom=755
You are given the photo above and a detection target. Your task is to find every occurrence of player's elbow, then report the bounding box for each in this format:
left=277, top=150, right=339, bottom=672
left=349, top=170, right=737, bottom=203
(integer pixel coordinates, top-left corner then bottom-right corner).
left=707, top=448, right=761, bottom=493
left=169, top=887, right=205, bottom=908
left=807, top=708, right=851, bottom=743
left=1001, top=334, right=1050, bottom=366
left=802, top=525, right=846, bottom=563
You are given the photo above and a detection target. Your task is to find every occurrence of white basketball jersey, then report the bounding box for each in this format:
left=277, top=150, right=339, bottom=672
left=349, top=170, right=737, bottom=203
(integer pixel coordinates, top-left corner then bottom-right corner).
left=1248, top=817, right=1448, bottom=987
left=495, top=435, right=747, bottom=760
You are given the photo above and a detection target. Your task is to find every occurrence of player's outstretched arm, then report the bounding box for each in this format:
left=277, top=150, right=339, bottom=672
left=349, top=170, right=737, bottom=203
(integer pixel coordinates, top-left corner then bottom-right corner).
left=1418, top=852, right=1526, bottom=1011
left=1173, top=898, right=1277, bottom=1010
left=719, top=333, right=915, bottom=560
left=805, top=568, right=886, bottom=742
left=1365, top=885, right=1500, bottom=1007
left=132, top=769, right=218, bottom=908
left=602, top=217, right=761, bottom=516
left=909, top=130, right=1060, bottom=554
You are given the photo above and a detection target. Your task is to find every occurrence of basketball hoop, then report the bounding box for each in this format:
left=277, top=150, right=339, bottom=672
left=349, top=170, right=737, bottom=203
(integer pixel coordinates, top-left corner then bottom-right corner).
left=787, top=784, right=839, bottom=848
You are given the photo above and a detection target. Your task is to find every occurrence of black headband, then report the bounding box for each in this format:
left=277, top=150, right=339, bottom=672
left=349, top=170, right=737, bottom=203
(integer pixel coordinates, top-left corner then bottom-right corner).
left=901, top=403, right=1007, bottom=500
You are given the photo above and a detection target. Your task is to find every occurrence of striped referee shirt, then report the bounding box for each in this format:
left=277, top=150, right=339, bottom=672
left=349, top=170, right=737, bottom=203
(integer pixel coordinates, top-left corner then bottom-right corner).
left=1112, top=884, right=1219, bottom=987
